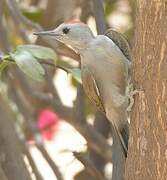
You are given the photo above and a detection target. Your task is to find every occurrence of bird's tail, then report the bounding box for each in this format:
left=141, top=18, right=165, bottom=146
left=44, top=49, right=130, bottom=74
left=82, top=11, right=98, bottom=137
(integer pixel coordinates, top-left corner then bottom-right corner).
left=106, top=109, right=129, bottom=156
left=113, top=123, right=129, bottom=157
left=120, top=122, right=129, bottom=151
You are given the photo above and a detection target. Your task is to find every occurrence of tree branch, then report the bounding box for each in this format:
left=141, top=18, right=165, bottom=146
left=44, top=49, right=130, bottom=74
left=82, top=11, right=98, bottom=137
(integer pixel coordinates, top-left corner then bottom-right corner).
left=0, top=0, right=11, bottom=53
left=37, top=145, right=64, bottom=180
left=8, top=68, right=113, bottom=162
left=73, top=84, right=86, bottom=124
left=0, top=165, right=8, bottom=180
left=92, top=0, right=106, bottom=34
left=0, top=95, right=32, bottom=180
left=22, top=143, right=44, bottom=180
left=7, top=80, right=64, bottom=180
left=73, top=152, right=106, bottom=180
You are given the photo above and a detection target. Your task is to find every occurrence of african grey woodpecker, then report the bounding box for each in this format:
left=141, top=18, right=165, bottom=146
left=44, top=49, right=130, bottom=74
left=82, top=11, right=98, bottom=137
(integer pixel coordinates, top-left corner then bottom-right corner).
left=34, top=20, right=131, bottom=156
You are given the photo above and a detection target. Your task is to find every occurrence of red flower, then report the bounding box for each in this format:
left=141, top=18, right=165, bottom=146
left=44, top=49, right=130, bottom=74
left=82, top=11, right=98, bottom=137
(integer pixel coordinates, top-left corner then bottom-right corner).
left=37, top=109, right=60, bottom=141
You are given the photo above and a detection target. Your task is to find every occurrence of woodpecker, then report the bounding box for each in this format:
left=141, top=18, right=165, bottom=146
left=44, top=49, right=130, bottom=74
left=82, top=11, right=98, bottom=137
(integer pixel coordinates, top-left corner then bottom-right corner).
left=34, top=20, right=131, bottom=155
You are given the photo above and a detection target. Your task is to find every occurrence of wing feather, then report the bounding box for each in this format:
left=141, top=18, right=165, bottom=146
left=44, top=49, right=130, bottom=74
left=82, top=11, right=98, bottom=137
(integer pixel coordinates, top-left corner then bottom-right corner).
left=105, top=29, right=131, bottom=61
left=82, top=67, right=105, bottom=113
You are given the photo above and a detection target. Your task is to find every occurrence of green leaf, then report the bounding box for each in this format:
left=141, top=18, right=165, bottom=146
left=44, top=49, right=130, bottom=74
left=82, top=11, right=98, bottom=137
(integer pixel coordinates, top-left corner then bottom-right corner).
left=17, top=45, right=57, bottom=62
left=104, top=0, right=117, bottom=17
left=67, top=68, right=82, bottom=84
left=22, top=7, right=43, bottom=23
left=59, top=66, right=82, bottom=84
left=0, top=60, right=13, bottom=72
left=56, top=60, right=82, bottom=84
left=11, top=50, right=45, bottom=82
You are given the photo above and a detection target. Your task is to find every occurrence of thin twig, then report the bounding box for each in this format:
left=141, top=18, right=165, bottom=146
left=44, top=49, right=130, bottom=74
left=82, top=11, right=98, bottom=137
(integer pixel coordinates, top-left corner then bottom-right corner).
left=9, top=69, right=113, bottom=162
left=92, top=0, right=106, bottom=34
left=44, top=68, right=63, bottom=102
left=37, top=145, right=64, bottom=180
left=80, top=0, right=92, bottom=23
left=73, top=152, right=106, bottom=180
left=22, top=143, right=44, bottom=180
left=73, top=84, right=86, bottom=124
left=6, top=74, right=64, bottom=180
left=38, top=60, right=69, bottom=73
left=5, top=0, right=41, bottom=30
left=0, top=0, right=11, bottom=53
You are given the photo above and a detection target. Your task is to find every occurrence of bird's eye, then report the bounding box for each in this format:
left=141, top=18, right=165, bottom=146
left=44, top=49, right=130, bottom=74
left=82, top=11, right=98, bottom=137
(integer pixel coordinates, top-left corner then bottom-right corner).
left=62, top=27, right=70, bottom=34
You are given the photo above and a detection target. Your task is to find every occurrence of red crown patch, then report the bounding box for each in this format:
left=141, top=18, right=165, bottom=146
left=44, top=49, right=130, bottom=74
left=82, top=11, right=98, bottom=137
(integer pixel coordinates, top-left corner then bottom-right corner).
left=64, top=20, right=85, bottom=25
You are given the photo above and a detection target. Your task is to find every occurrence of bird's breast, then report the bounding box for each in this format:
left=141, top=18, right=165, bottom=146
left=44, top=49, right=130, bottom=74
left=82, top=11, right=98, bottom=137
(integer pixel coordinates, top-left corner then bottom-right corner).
left=80, top=37, right=129, bottom=109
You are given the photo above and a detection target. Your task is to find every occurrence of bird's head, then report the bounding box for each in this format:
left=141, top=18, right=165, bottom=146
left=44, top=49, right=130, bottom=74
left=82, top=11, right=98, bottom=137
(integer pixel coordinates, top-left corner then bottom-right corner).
left=34, top=20, right=94, bottom=52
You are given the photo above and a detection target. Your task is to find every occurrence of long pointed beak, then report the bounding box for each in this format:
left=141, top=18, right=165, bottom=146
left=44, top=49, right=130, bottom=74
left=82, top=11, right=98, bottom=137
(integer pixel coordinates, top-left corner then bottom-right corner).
left=33, top=30, right=59, bottom=37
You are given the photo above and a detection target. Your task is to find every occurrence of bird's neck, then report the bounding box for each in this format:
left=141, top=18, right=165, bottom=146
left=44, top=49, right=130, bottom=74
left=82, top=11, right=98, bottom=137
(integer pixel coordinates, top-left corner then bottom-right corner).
left=72, top=36, right=95, bottom=54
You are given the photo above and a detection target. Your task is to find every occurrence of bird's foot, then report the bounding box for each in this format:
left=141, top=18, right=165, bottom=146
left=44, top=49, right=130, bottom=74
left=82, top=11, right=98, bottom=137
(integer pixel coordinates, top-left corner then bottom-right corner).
left=126, top=83, right=143, bottom=112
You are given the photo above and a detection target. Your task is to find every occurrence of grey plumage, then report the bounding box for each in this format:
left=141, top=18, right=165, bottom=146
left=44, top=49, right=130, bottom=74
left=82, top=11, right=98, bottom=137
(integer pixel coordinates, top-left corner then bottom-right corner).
left=105, top=29, right=131, bottom=60
left=34, top=22, right=131, bottom=179
left=80, top=34, right=130, bottom=154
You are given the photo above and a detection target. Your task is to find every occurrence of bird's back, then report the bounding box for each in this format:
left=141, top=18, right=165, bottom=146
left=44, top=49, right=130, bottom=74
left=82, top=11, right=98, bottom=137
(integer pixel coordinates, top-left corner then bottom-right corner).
left=81, top=35, right=129, bottom=127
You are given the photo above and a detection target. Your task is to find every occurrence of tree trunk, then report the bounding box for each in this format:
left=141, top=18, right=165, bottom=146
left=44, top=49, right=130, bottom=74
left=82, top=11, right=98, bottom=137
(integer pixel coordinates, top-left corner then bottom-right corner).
left=125, top=1, right=167, bottom=180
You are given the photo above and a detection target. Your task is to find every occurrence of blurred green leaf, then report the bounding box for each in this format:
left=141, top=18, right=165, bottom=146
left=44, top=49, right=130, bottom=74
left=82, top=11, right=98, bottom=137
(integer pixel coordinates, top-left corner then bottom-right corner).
left=56, top=59, right=82, bottom=84
left=17, top=45, right=57, bottom=62
left=104, top=0, right=117, bottom=17
left=71, top=75, right=78, bottom=87
left=64, top=67, right=82, bottom=84
left=56, top=59, right=81, bottom=84
left=11, top=50, right=45, bottom=82
left=67, top=68, right=82, bottom=84
left=22, top=7, right=43, bottom=23
left=0, top=60, right=13, bottom=72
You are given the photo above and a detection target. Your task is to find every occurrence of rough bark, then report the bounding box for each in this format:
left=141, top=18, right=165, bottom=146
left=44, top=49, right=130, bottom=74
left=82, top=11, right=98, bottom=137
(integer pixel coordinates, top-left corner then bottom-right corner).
left=0, top=96, right=31, bottom=180
left=125, top=1, right=167, bottom=180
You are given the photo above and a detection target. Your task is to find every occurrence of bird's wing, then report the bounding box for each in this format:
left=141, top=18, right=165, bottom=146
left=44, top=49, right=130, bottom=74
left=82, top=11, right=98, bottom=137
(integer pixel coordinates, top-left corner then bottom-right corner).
left=82, top=67, right=105, bottom=113
left=99, top=31, right=130, bottom=154
left=105, top=29, right=131, bottom=61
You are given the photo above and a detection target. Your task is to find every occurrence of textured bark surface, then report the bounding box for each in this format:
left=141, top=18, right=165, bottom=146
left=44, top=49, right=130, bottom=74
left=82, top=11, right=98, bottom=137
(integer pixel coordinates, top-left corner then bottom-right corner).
left=125, top=1, right=167, bottom=180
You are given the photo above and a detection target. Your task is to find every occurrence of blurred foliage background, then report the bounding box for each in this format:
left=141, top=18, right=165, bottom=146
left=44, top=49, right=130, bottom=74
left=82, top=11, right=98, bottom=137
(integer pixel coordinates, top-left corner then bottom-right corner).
left=0, top=0, right=135, bottom=180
